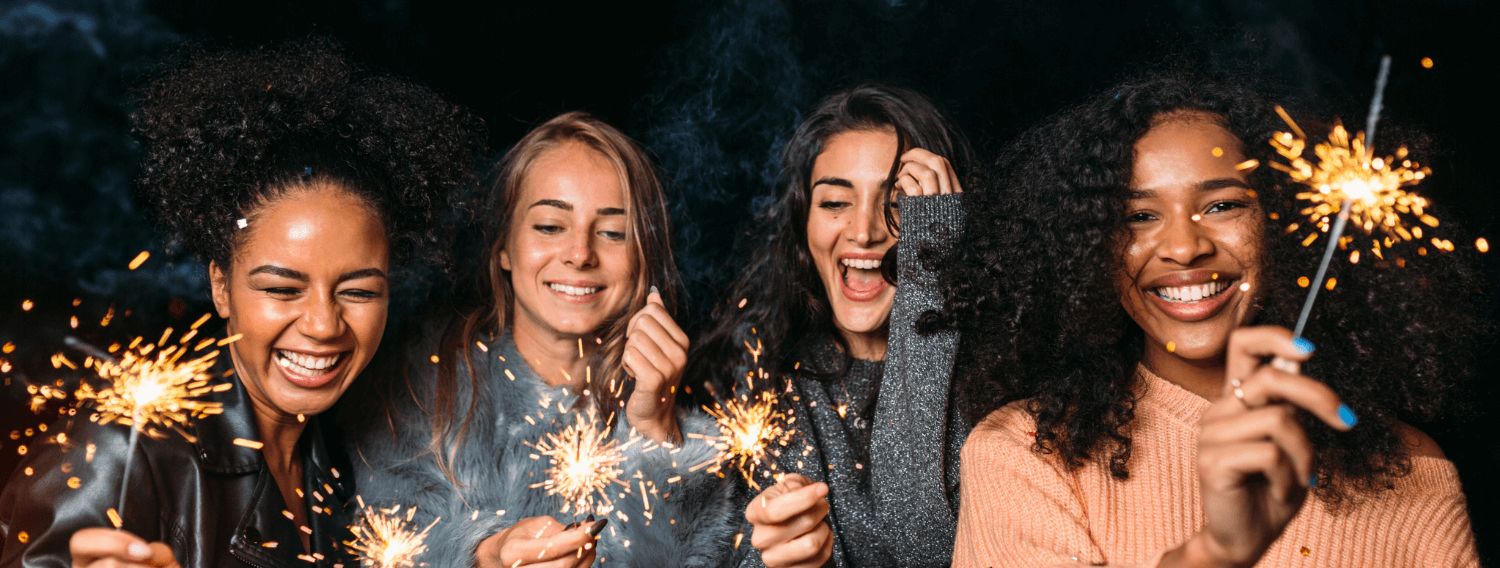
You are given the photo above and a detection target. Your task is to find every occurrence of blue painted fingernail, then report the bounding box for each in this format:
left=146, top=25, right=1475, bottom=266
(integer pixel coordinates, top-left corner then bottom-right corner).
left=1292, top=337, right=1315, bottom=355
left=1338, top=404, right=1358, bottom=428
left=1308, top=474, right=1319, bottom=488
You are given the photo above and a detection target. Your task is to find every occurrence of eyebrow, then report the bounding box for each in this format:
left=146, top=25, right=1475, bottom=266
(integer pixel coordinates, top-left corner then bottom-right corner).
left=812, top=176, right=854, bottom=189
left=247, top=265, right=387, bottom=283
left=530, top=199, right=625, bottom=216
left=1129, top=178, right=1253, bottom=199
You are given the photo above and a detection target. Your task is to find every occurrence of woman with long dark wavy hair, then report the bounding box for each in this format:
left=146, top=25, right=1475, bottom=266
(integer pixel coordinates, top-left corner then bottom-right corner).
left=690, top=84, right=973, bottom=568
left=348, top=112, right=739, bottom=568
left=932, top=68, right=1483, bottom=566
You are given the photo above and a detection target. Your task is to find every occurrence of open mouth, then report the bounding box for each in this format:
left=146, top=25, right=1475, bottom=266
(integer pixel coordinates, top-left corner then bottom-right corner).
left=274, top=349, right=345, bottom=388
left=839, top=257, right=886, bottom=301
left=1152, top=278, right=1237, bottom=303
left=547, top=282, right=601, bottom=296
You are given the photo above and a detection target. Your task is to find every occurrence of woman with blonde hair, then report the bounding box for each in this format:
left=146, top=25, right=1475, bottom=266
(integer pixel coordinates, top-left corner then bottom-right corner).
left=349, top=112, right=738, bottom=567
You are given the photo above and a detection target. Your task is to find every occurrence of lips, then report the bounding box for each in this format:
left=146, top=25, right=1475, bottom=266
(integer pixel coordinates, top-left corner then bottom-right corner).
left=1144, top=271, right=1243, bottom=322
left=839, top=255, right=887, bottom=302
left=274, top=349, right=345, bottom=389
left=545, top=280, right=603, bottom=304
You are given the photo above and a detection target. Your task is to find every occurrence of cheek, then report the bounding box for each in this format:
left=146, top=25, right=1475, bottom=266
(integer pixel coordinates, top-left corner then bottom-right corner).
left=805, top=212, right=841, bottom=254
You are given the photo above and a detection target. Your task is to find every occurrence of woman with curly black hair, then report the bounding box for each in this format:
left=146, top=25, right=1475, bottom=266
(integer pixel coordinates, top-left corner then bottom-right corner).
left=0, top=38, right=483, bottom=568
left=936, top=68, right=1482, bottom=567
left=690, top=84, right=973, bottom=568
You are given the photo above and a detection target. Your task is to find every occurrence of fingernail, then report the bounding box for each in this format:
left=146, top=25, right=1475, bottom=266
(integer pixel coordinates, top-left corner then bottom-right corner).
left=1292, top=337, right=1315, bottom=356
left=128, top=542, right=151, bottom=560
left=1308, top=474, right=1319, bottom=488
left=1338, top=404, right=1358, bottom=428
left=586, top=514, right=595, bottom=522
left=649, top=285, right=659, bottom=296
left=588, top=518, right=609, bottom=536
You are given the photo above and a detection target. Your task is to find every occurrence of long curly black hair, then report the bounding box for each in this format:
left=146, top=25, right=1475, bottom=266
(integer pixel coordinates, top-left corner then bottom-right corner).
left=131, top=37, right=486, bottom=274
left=686, top=83, right=972, bottom=397
left=919, top=65, right=1487, bottom=502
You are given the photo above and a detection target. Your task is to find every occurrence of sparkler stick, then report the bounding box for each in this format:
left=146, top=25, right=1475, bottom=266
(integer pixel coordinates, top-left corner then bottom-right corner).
left=68, top=331, right=230, bottom=526
left=1288, top=55, right=1392, bottom=338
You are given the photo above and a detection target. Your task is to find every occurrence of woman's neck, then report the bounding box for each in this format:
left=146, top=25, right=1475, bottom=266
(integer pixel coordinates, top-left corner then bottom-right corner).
left=1140, top=341, right=1226, bottom=401
left=838, top=325, right=890, bottom=362
left=510, top=318, right=595, bottom=389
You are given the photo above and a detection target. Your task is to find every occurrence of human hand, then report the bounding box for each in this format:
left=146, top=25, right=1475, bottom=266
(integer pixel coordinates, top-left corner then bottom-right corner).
left=623, top=286, right=689, bottom=444
left=476, top=515, right=606, bottom=568
left=70, top=528, right=180, bottom=568
left=745, top=474, right=833, bottom=568
left=894, top=147, right=963, bottom=197
left=1171, top=326, right=1355, bottom=568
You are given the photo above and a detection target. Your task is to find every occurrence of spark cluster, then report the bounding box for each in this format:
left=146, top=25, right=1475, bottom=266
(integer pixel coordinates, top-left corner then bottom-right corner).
left=73, top=329, right=232, bottom=441
left=345, top=498, right=437, bottom=568
left=1270, top=106, right=1436, bottom=254
left=703, top=390, right=791, bottom=490
left=528, top=410, right=628, bottom=517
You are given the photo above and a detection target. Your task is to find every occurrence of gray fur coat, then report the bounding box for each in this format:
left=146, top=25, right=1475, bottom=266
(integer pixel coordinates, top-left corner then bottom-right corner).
left=348, top=333, right=739, bottom=567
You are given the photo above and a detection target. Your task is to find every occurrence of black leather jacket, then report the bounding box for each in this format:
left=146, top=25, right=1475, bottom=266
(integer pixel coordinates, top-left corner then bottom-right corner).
left=0, top=370, right=355, bottom=568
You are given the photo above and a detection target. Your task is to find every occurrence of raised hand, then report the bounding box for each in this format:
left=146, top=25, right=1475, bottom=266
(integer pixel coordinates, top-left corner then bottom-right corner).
left=745, top=474, right=834, bottom=568
left=893, top=147, right=963, bottom=197
left=476, top=515, right=606, bottom=568
left=1168, top=326, right=1355, bottom=568
left=623, top=286, right=690, bottom=444
left=70, top=528, right=180, bottom=568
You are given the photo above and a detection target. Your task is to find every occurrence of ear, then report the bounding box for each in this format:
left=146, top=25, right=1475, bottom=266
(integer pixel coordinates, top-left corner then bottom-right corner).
left=209, top=261, right=232, bottom=319
left=497, top=247, right=512, bottom=272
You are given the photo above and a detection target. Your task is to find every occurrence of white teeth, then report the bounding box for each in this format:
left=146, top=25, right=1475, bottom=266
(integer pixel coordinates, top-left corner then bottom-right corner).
left=1154, top=280, right=1234, bottom=303
left=548, top=283, right=600, bottom=296
left=276, top=350, right=341, bottom=375
left=841, top=258, right=882, bottom=270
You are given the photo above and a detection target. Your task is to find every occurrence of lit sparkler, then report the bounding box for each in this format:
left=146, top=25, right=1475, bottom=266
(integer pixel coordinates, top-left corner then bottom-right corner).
left=69, top=327, right=233, bottom=526
left=528, top=410, right=628, bottom=518
left=1272, top=55, right=1436, bottom=337
left=702, top=390, right=791, bottom=490
left=344, top=497, right=438, bottom=568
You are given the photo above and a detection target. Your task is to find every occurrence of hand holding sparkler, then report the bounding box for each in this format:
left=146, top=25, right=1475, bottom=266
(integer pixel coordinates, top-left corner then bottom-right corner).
left=68, top=527, right=181, bottom=568
left=743, top=474, right=833, bottom=568
left=623, top=286, right=690, bottom=444
left=475, top=516, right=606, bottom=568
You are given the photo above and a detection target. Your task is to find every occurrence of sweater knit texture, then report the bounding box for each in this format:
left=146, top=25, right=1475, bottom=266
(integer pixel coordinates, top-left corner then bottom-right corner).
left=348, top=332, right=739, bottom=567
left=732, top=193, right=969, bottom=568
left=953, top=365, right=1479, bottom=568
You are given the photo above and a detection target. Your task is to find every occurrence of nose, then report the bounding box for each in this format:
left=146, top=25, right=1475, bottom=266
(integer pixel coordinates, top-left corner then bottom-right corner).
left=297, top=295, right=347, bottom=343
left=847, top=199, right=891, bottom=247
left=564, top=228, right=598, bottom=268
left=1157, top=212, right=1215, bottom=266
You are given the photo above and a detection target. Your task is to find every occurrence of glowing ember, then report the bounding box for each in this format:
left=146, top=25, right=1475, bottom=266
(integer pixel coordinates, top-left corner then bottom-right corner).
left=1270, top=106, right=1435, bottom=250
left=344, top=500, right=438, bottom=568
left=74, top=330, right=230, bottom=441
left=527, top=410, right=628, bottom=517
left=703, top=390, right=792, bottom=491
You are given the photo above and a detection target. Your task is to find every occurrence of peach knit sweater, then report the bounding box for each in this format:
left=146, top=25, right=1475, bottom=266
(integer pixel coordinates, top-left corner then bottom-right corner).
left=953, top=366, right=1479, bottom=568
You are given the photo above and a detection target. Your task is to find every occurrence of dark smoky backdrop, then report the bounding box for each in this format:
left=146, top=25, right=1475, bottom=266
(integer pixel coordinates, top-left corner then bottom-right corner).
left=3, top=0, right=1496, bottom=558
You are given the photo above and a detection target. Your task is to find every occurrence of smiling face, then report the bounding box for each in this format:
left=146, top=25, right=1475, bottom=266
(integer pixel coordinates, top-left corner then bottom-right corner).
left=807, top=128, right=899, bottom=358
left=1116, top=112, right=1265, bottom=367
left=209, top=181, right=390, bottom=421
left=500, top=141, right=636, bottom=341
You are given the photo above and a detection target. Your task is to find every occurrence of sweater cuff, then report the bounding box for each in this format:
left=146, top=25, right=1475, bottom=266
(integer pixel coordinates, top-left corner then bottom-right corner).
left=898, top=193, right=965, bottom=251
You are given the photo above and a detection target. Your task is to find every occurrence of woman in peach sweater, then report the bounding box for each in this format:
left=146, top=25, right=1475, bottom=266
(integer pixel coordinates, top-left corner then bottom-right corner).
left=918, top=68, right=1485, bottom=567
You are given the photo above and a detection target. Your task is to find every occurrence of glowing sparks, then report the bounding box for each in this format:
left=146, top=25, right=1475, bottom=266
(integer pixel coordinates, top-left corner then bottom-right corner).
left=1421, top=57, right=1434, bottom=69
left=1270, top=106, right=1435, bottom=248
left=703, top=391, right=793, bottom=491
left=128, top=251, right=150, bottom=270
left=1165, top=342, right=1176, bottom=353
left=233, top=438, right=265, bottom=450
left=344, top=502, right=438, bottom=568
left=74, top=331, right=229, bottom=441
left=21, top=300, right=33, bottom=311
left=1478, top=238, right=1489, bottom=253
left=527, top=410, right=628, bottom=517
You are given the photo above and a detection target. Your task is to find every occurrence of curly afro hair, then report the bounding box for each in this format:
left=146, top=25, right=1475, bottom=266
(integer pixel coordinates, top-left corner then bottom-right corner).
left=131, top=37, right=486, bottom=273
left=919, top=65, right=1487, bottom=503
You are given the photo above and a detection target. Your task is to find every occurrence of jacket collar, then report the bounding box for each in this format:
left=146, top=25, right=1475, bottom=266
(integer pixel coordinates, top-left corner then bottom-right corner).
left=191, top=355, right=265, bottom=474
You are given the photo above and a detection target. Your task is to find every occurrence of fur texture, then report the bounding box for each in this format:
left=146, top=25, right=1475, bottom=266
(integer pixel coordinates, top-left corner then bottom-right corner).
left=347, top=333, right=739, bottom=567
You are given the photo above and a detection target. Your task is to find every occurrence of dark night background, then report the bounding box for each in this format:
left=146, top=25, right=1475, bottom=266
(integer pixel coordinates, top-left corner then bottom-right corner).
left=2, top=0, right=1496, bottom=559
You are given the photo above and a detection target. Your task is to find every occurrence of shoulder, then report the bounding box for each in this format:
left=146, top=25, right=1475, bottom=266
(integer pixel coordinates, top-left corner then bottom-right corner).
left=1394, top=421, right=1445, bottom=460
left=962, top=401, right=1040, bottom=466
